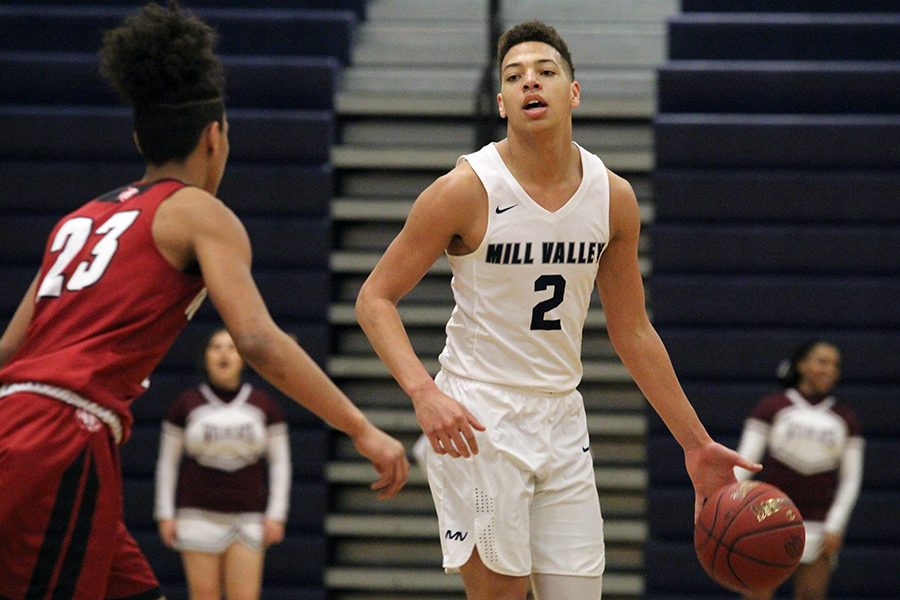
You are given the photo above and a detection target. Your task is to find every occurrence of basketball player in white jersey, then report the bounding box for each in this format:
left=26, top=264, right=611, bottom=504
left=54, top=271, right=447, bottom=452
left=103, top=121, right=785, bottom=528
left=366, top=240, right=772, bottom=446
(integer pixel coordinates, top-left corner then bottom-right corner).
left=356, top=21, right=760, bottom=600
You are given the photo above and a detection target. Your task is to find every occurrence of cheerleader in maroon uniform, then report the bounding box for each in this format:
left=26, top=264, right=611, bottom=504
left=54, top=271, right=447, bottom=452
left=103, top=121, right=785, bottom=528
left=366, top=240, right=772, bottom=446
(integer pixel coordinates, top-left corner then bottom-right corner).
left=735, top=341, right=864, bottom=600
left=155, top=329, right=290, bottom=599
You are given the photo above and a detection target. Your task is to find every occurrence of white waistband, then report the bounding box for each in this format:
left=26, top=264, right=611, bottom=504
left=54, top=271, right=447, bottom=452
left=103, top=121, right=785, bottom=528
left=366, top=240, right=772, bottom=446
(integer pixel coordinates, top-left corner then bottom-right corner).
left=0, top=382, right=123, bottom=444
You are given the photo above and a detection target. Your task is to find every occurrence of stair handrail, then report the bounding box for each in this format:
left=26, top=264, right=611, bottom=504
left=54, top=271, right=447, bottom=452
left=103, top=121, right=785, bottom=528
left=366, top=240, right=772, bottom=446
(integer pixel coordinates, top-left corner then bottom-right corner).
left=474, top=0, right=502, bottom=149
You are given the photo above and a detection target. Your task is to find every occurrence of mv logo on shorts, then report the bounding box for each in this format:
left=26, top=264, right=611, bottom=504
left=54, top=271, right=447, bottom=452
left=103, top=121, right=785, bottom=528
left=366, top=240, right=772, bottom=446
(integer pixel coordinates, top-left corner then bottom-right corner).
left=445, top=529, right=469, bottom=542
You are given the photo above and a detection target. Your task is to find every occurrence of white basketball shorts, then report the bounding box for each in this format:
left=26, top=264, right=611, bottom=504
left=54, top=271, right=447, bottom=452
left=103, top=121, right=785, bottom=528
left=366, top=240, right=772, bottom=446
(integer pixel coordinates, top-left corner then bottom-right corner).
left=426, top=371, right=605, bottom=577
left=174, top=508, right=264, bottom=553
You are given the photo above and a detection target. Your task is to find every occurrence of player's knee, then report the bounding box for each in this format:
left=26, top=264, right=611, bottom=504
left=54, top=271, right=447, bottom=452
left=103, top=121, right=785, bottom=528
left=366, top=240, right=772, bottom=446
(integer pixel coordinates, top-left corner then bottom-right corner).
left=530, top=573, right=602, bottom=600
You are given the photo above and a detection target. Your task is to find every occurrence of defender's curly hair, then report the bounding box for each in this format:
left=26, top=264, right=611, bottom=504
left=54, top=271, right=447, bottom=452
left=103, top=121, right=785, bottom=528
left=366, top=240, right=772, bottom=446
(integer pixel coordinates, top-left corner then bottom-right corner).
left=497, top=20, right=575, bottom=80
left=99, top=1, right=225, bottom=164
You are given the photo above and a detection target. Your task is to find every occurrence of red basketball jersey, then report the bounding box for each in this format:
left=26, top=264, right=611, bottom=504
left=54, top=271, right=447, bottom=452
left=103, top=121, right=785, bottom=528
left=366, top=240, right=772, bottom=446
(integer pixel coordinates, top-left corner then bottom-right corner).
left=0, top=179, right=206, bottom=437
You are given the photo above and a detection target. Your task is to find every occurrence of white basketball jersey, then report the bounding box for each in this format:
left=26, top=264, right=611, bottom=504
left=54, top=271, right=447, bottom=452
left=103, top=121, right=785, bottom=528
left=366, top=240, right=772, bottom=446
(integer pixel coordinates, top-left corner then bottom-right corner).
left=439, top=142, right=610, bottom=393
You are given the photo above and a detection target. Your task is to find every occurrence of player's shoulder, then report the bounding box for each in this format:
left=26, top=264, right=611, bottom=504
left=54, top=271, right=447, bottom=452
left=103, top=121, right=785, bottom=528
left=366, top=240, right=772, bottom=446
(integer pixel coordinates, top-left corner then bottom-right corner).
left=413, top=159, right=486, bottom=214
left=433, top=159, right=485, bottom=197
left=158, top=184, right=243, bottom=234
left=606, top=168, right=636, bottom=202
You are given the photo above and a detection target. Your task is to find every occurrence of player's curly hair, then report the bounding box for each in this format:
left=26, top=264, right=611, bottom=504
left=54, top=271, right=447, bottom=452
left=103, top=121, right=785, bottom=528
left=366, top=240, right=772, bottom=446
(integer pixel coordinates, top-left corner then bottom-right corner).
left=99, top=0, right=225, bottom=165
left=497, top=20, right=575, bottom=80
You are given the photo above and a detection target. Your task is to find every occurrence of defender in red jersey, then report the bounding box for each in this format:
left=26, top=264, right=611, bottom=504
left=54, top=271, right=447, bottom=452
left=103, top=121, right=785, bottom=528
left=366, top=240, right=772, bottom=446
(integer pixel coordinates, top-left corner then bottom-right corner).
left=0, top=4, right=408, bottom=599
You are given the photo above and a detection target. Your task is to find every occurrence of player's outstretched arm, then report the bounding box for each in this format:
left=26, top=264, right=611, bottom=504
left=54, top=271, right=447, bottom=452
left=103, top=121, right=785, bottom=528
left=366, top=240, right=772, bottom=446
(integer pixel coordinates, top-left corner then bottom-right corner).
left=595, top=171, right=760, bottom=519
left=154, top=188, right=409, bottom=498
left=356, top=166, right=486, bottom=458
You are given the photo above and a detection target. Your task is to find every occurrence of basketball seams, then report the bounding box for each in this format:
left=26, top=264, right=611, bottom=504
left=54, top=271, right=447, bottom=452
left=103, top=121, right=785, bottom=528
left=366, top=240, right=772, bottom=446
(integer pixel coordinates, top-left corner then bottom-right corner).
left=710, top=483, right=770, bottom=582
left=695, top=482, right=805, bottom=594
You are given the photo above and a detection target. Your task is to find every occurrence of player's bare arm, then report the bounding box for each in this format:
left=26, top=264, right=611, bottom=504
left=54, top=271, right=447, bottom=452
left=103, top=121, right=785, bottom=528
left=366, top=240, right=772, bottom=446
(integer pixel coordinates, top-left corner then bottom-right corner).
left=357, top=163, right=486, bottom=458
left=596, top=170, right=759, bottom=517
left=0, top=273, right=38, bottom=367
left=155, top=189, right=408, bottom=498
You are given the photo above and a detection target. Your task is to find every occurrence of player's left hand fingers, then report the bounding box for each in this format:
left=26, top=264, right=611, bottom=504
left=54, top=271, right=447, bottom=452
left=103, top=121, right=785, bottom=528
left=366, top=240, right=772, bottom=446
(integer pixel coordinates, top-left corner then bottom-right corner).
left=370, top=454, right=408, bottom=500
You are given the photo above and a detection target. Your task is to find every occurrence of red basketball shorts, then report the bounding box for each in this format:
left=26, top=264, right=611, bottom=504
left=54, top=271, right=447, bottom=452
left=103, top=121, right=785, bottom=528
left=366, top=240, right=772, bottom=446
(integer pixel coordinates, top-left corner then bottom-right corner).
left=0, top=392, right=160, bottom=600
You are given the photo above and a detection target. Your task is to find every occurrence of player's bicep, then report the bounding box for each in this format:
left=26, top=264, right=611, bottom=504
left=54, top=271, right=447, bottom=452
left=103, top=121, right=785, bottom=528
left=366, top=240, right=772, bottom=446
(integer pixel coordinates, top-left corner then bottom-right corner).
left=363, top=180, right=463, bottom=303
left=595, top=176, right=647, bottom=330
left=189, top=201, right=273, bottom=334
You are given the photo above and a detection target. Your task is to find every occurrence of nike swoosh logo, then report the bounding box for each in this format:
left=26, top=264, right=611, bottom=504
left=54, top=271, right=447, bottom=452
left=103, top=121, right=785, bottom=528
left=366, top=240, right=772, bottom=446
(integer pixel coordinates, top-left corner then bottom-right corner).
left=582, top=446, right=590, bottom=453
left=495, top=204, right=517, bottom=214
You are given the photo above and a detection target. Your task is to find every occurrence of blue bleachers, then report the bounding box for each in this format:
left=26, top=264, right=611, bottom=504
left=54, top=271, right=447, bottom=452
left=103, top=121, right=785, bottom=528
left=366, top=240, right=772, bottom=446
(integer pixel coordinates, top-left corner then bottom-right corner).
left=658, top=61, right=900, bottom=114
left=651, top=6, right=900, bottom=592
left=0, top=6, right=357, bottom=63
left=651, top=276, right=900, bottom=327
left=652, top=225, right=900, bottom=274
left=655, top=114, right=900, bottom=169
left=0, top=161, right=333, bottom=217
left=653, top=170, right=900, bottom=224
left=9, top=0, right=369, bottom=20
left=0, top=52, right=340, bottom=110
left=0, top=106, right=334, bottom=162
left=669, top=14, right=900, bottom=61
left=682, top=0, right=899, bottom=13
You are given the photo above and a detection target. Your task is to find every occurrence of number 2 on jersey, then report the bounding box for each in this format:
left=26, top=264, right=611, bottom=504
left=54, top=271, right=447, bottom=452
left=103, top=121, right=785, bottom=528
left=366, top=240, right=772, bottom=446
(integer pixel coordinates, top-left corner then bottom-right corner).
left=37, top=211, right=140, bottom=298
left=530, top=274, right=566, bottom=330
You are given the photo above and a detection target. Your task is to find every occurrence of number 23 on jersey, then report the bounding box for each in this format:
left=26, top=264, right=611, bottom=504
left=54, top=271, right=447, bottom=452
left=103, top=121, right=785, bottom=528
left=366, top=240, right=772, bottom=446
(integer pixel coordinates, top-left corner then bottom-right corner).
left=36, top=211, right=140, bottom=299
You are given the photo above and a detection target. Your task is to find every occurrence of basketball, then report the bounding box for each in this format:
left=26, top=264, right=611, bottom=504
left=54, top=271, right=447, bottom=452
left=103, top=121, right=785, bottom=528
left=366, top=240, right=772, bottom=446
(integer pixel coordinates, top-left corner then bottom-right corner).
left=695, top=480, right=806, bottom=594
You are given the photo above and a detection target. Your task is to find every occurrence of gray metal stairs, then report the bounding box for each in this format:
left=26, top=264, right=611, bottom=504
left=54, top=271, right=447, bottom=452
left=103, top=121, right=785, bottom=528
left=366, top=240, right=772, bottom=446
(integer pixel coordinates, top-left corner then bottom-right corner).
left=326, top=1, right=678, bottom=598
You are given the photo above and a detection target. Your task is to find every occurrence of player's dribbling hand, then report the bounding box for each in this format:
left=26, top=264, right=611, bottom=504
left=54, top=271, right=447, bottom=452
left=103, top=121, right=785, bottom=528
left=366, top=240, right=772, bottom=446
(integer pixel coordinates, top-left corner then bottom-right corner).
left=412, top=387, right=486, bottom=459
left=684, top=440, right=762, bottom=523
left=351, top=421, right=410, bottom=500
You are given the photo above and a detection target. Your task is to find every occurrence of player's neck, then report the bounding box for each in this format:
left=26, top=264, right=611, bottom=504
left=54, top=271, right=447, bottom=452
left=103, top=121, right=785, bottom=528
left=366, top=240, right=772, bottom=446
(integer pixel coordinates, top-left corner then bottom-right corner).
left=141, top=152, right=212, bottom=192
left=500, top=129, right=578, bottom=186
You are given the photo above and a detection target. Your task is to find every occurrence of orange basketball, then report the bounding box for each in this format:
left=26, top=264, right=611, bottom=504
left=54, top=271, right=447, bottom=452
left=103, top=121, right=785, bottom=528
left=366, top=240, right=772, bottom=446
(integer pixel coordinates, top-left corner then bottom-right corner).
left=695, top=480, right=805, bottom=594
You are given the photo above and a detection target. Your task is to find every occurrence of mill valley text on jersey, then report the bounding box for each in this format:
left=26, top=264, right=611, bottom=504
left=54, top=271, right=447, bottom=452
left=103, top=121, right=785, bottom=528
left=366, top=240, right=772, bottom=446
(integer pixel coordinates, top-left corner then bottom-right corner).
left=485, top=241, right=605, bottom=265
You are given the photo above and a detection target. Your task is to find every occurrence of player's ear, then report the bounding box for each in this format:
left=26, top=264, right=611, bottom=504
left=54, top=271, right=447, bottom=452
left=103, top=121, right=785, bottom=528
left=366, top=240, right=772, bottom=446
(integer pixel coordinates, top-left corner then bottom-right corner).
left=132, top=131, right=143, bottom=155
left=570, top=80, right=581, bottom=109
left=204, top=120, right=221, bottom=155
left=497, top=92, right=507, bottom=119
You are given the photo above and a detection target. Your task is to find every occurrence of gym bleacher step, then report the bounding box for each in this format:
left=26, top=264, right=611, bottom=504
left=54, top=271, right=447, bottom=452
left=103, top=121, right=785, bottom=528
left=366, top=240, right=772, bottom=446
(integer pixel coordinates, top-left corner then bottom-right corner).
left=0, top=5, right=357, bottom=63
left=328, top=460, right=647, bottom=492
left=330, top=250, right=651, bottom=277
left=658, top=60, right=900, bottom=114
left=340, top=407, right=646, bottom=438
left=326, top=566, right=644, bottom=596
left=326, top=514, right=646, bottom=544
left=333, top=196, right=656, bottom=223
left=668, top=13, right=900, bottom=61
left=329, top=303, right=613, bottom=328
left=368, top=0, right=677, bottom=23
left=328, top=355, right=634, bottom=384
left=655, top=113, right=900, bottom=169
left=681, top=0, right=898, bottom=11
left=353, top=22, right=666, bottom=68
left=332, top=144, right=654, bottom=173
